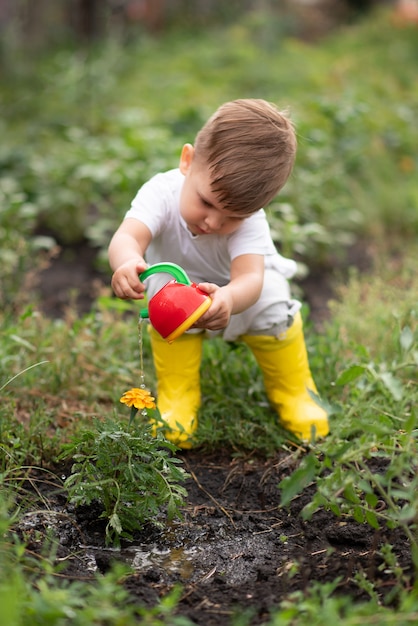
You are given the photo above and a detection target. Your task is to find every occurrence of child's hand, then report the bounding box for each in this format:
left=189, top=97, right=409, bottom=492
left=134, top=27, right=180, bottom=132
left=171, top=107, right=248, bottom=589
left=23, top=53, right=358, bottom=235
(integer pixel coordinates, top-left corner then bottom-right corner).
left=192, top=283, right=233, bottom=330
left=111, top=258, right=148, bottom=300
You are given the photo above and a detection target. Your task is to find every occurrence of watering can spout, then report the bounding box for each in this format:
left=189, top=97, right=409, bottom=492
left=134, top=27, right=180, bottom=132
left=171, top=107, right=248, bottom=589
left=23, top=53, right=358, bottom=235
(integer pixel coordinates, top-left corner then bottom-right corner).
left=138, top=262, right=211, bottom=342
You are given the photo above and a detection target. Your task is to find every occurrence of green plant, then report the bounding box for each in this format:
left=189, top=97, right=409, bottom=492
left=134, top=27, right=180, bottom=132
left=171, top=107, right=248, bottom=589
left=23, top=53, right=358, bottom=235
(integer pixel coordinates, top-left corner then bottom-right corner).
left=0, top=358, right=58, bottom=470
left=0, top=144, right=58, bottom=312
left=279, top=312, right=417, bottom=600
left=61, top=412, right=189, bottom=545
left=300, top=415, right=418, bottom=572
left=265, top=579, right=418, bottom=625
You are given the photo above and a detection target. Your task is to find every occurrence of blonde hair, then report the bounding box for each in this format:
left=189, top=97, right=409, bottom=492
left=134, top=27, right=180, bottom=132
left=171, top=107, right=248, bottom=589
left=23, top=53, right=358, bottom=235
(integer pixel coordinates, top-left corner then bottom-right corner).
left=194, top=99, right=297, bottom=215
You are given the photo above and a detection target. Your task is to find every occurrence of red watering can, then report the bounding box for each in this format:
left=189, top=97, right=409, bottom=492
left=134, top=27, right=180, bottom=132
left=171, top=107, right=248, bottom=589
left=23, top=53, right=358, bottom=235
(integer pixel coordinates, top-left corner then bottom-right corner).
left=139, top=263, right=212, bottom=343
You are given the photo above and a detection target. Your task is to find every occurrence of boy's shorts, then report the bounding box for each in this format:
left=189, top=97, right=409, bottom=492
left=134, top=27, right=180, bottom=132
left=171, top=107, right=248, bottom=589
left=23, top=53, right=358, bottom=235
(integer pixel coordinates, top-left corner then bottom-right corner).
left=207, top=268, right=301, bottom=342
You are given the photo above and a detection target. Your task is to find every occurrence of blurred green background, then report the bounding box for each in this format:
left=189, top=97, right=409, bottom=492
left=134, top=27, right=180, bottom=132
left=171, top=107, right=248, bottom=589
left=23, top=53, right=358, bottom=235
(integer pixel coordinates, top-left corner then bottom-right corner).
left=1, top=0, right=417, bottom=314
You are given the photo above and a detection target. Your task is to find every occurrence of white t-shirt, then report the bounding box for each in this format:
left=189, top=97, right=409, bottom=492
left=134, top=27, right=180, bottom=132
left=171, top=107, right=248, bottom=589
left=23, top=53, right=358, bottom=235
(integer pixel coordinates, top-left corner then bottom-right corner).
left=125, top=168, right=296, bottom=298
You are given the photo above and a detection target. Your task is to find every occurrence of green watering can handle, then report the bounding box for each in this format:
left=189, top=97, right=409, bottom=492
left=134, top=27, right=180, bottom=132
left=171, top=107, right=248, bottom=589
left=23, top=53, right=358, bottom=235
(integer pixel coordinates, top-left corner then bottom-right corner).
left=139, top=262, right=192, bottom=319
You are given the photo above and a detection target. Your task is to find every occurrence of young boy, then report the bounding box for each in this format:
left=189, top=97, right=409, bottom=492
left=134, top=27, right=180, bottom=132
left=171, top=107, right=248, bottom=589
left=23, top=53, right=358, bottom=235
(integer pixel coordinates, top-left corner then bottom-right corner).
left=108, top=99, right=329, bottom=448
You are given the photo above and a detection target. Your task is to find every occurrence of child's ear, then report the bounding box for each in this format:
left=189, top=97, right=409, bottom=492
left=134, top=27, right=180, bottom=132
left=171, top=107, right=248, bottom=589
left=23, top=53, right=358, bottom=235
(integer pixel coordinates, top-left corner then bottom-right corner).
left=179, top=143, right=194, bottom=174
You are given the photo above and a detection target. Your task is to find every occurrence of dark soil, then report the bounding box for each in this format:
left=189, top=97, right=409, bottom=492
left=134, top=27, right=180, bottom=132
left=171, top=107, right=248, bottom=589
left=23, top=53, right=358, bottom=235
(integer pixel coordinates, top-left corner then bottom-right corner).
left=34, top=243, right=109, bottom=319
left=18, top=452, right=413, bottom=625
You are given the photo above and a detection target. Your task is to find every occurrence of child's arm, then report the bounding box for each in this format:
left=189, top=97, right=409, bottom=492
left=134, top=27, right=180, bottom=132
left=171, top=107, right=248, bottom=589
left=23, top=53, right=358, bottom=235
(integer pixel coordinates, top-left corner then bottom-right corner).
left=195, top=254, right=264, bottom=331
left=108, top=218, right=152, bottom=300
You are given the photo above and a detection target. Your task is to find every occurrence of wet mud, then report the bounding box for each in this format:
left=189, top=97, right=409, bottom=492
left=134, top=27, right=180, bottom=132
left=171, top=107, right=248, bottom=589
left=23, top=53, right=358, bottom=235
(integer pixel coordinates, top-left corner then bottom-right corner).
left=17, top=451, right=413, bottom=626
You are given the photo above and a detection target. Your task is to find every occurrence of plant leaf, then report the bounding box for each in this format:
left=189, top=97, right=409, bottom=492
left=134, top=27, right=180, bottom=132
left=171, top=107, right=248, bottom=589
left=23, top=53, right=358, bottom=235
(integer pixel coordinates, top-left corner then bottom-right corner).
left=379, top=372, right=404, bottom=401
left=279, top=454, right=319, bottom=507
left=365, top=510, right=380, bottom=529
left=109, top=512, right=122, bottom=535
left=400, top=325, right=414, bottom=352
left=335, top=365, right=366, bottom=386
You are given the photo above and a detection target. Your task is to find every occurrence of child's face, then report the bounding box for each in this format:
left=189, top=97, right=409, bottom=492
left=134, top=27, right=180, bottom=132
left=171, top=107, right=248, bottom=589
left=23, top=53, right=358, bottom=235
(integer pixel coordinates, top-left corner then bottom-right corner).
left=179, top=144, right=246, bottom=236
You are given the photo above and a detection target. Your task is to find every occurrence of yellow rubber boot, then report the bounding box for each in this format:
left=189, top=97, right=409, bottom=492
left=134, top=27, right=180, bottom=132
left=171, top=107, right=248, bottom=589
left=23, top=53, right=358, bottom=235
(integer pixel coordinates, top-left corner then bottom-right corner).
left=242, top=312, right=329, bottom=442
left=149, top=327, right=203, bottom=449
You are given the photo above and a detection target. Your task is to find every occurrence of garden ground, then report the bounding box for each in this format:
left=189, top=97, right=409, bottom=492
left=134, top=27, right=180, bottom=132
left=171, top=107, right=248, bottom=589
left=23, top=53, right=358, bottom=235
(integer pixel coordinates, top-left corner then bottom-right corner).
left=19, top=240, right=413, bottom=625
left=19, top=450, right=412, bottom=625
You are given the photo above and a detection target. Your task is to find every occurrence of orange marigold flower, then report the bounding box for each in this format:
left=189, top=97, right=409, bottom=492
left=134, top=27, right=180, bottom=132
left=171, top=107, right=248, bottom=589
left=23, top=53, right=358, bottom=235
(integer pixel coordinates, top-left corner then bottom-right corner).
left=120, top=387, right=156, bottom=410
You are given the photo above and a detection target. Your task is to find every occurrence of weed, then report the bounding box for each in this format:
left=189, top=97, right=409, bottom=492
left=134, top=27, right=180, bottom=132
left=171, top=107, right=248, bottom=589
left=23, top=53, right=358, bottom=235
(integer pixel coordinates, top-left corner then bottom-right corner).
left=61, top=410, right=189, bottom=545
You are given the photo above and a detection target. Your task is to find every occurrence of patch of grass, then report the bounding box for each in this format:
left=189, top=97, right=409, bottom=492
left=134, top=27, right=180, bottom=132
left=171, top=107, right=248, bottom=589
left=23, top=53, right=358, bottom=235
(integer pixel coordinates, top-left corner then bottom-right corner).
left=329, top=243, right=417, bottom=364
left=0, top=302, right=155, bottom=468
left=264, top=580, right=418, bottom=626
left=197, top=337, right=293, bottom=455
left=278, top=241, right=418, bottom=610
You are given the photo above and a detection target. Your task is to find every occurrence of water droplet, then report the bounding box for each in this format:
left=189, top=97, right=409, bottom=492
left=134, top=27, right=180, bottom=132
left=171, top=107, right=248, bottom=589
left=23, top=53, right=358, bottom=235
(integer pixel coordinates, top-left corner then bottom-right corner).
left=138, top=317, right=146, bottom=387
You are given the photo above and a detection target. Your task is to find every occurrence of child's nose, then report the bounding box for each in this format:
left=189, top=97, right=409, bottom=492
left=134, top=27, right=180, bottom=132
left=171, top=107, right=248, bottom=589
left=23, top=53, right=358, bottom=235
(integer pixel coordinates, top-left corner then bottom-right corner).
left=205, top=213, right=223, bottom=231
